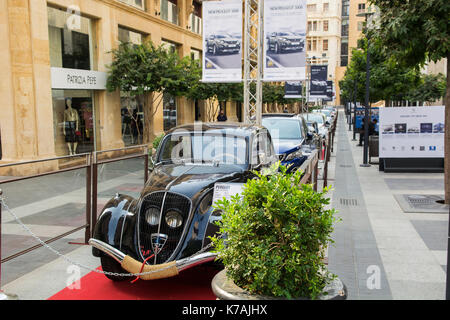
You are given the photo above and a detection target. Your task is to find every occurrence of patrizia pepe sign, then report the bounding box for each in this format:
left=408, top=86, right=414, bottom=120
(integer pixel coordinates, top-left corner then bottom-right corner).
left=51, top=67, right=107, bottom=90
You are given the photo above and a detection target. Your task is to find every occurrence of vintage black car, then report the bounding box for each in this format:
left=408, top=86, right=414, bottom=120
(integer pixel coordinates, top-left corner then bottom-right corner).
left=89, top=123, right=278, bottom=281
left=267, top=32, right=304, bottom=53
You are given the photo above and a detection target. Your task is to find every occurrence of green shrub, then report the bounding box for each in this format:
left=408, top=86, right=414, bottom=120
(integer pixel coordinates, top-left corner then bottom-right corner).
left=210, top=163, right=339, bottom=299
left=152, top=133, right=165, bottom=151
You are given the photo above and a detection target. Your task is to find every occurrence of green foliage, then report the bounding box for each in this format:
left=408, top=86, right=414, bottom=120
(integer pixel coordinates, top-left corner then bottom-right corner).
left=106, top=41, right=201, bottom=98
left=152, top=133, right=165, bottom=150
left=405, top=73, right=447, bottom=104
left=369, top=0, right=449, bottom=66
left=210, top=163, right=339, bottom=299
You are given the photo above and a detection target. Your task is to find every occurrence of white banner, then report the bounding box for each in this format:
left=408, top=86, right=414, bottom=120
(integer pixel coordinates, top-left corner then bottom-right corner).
left=51, top=67, right=107, bottom=90
left=263, top=0, right=307, bottom=81
left=202, top=0, right=242, bottom=82
left=379, top=106, right=445, bottom=158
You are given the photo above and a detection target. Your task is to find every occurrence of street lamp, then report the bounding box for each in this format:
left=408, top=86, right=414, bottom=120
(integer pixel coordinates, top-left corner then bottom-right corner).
left=356, top=9, right=375, bottom=167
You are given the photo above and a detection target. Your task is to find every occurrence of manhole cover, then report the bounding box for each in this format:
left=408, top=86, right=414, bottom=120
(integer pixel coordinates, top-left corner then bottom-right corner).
left=394, top=194, right=449, bottom=213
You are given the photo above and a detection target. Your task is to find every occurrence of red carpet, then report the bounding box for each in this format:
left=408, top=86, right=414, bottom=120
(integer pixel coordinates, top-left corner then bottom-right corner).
left=49, top=265, right=220, bottom=300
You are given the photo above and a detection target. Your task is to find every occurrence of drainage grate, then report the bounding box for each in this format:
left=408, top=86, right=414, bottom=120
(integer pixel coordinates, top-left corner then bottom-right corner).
left=339, top=164, right=352, bottom=168
left=394, top=194, right=448, bottom=213
left=340, top=198, right=358, bottom=206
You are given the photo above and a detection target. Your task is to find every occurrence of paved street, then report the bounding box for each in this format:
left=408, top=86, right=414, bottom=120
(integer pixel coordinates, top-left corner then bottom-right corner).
left=0, top=111, right=448, bottom=300
left=327, top=111, right=448, bottom=299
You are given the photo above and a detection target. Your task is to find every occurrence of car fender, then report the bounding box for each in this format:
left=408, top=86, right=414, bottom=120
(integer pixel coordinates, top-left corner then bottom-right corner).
left=91, top=194, right=138, bottom=258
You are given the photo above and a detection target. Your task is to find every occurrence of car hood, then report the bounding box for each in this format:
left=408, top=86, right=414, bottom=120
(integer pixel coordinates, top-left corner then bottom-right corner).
left=142, top=163, right=247, bottom=200
left=272, top=138, right=304, bottom=155
left=281, top=36, right=302, bottom=41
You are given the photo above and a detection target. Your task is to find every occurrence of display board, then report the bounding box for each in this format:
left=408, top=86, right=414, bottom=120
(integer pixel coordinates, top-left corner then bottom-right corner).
left=355, top=107, right=379, bottom=129
left=284, top=81, right=302, bottom=98
left=309, top=65, right=328, bottom=98
left=202, top=0, right=242, bottom=82
left=323, top=80, right=334, bottom=102
left=379, top=106, right=445, bottom=158
left=263, top=0, right=307, bottom=81
left=212, top=183, right=244, bottom=206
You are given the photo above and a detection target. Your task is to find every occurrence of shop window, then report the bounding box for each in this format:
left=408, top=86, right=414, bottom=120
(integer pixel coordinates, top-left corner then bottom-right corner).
left=48, top=6, right=94, bottom=70
left=121, top=95, right=144, bottom=146
left=52, top=90, right=96, bottom=156
left=163, top=93, right=177, bottom=131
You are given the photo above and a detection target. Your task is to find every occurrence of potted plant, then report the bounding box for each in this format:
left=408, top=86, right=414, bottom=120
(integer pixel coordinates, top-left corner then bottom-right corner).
left=210, top=164, right=346, bottom=300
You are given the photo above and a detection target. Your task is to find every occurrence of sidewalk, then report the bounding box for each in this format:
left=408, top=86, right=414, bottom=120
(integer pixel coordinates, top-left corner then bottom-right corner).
left=328, top=110, right=448, bottom=299
left=1, top=113, right=448, bottom=300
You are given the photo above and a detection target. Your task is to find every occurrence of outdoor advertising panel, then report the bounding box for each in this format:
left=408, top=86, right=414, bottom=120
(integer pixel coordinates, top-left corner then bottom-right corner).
left=284, top=81, right=303, bottom=98
left=355, top=107, right=379, bottom=129
left=323, top=80, right=333, bottom=102
left=263, top=0, right=307, bottom=81
left=202, top=0, right=242, bottom=82
left=309, top=65, right=328, bottom=98
left=379, top=106, right=445, bottom=158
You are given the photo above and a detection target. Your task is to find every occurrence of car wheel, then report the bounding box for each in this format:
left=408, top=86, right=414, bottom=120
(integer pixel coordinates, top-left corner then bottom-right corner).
left=100, top=255, right=129, bottom=281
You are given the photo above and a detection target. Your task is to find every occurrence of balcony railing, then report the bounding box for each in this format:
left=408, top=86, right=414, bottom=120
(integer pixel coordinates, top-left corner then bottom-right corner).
left=161, top=0, right=179, bottom=25
left=189, top=14, right=202, bottom=34
left=119, top=0, right=145, bottom=11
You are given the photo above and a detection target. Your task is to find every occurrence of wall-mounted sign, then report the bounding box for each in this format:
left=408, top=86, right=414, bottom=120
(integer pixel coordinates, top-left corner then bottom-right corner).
left=379, top=106, right=445, bottom=158
left=202, top=0, right=242, bottom=82
left=263, top=0, right=307, bottom=81
left=51, top=67, right=107, bottom=90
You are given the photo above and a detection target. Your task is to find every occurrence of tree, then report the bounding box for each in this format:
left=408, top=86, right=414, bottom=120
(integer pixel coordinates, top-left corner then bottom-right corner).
left=369, top=0, right=450, bottom=202
left=106, top=41, right=200, bottom=142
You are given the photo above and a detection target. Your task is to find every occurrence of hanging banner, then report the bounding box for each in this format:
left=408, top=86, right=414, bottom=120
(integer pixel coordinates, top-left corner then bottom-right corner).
left=202, top=0, right=242, bottom=83
left=263, top=0, right=307, bottom=81
left=323, top=81, right=334, bottom=101
left=309, top=65, right=328, bottom=98
left=379, top=106, right=445, bottom=158
left=284, top=81, right=303, bottom=99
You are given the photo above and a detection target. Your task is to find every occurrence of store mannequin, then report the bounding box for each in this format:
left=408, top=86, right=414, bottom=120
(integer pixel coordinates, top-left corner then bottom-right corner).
left=63, top=98, right=80, bottom=155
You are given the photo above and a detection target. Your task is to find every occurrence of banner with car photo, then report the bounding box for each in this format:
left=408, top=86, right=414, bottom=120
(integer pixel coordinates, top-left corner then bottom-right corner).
left=284, top=81, right=303, bottom=99
left=379, top=106, right=445, bottom=158
left=263, top=0, right=307, bottom=81
left=309, top=65, right=328, bottom=98
left=323, top=81, right=334, bottom=102
left=202, top=0, right=242, bottom=82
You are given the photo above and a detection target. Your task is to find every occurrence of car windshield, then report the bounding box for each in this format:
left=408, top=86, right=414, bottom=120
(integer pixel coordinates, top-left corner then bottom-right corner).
left=304, top=114, right=324, bottom=124
left=320, top=110, right=332, bottom=116
left=158, top=133, right=248, bottom=167
left=262, top=118, right=303, bottom=140
left=215, top=35, right=227, bottom=39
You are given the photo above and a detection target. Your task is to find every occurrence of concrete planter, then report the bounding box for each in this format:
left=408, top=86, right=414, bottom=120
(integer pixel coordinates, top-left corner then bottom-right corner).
left=211, top=269, right=347, bottom=300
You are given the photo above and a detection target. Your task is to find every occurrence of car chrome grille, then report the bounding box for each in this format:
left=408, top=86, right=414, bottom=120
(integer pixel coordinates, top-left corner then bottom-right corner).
left=138, top=191, right=192, bottom=264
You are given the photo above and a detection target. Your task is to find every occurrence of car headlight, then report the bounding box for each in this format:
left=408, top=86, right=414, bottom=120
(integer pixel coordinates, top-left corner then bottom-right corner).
left=199, top=192, right=213, bottom=215
left=165, top=210, right=183, bottom=228
left=283, top=149, right=303, bottom=161
left=145, top=206, right=160, bottom=226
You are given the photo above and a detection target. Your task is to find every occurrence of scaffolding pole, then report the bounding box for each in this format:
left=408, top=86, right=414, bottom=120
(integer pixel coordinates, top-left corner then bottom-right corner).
left=243, top=0, right=263, bottom=125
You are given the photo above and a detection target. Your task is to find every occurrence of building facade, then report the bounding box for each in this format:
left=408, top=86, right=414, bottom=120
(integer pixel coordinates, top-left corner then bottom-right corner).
left=0, top=0, right=218, bottom=171
left=306, top=0, right=342, bottom=104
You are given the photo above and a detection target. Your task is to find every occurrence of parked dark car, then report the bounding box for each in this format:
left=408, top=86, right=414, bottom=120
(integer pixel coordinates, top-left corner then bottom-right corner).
left=206, top=34, right=240, bottom=55
left=89, top=123, right=278, bottom=281
left=262, top=115, right=316, bottom=173
left=267, top=32, right=304, bottom=53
